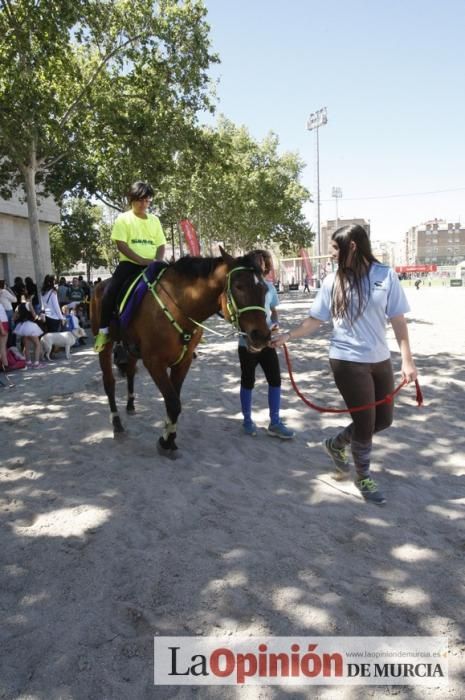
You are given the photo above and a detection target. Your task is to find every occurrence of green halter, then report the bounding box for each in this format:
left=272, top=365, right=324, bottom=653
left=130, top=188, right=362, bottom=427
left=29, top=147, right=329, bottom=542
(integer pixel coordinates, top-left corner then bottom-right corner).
left=224, top=266, right=267, bottom=330
left=145, top=265, right=266, bottom=366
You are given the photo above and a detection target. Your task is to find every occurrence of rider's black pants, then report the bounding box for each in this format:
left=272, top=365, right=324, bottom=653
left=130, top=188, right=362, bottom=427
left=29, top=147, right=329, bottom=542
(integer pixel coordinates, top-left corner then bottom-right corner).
left=100, top=261, right=144, bottom=328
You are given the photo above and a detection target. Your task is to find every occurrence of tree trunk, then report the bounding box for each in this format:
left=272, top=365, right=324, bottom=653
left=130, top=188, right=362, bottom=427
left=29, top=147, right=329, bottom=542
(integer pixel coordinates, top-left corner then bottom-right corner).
left=23, top=163, right=46, bottom=288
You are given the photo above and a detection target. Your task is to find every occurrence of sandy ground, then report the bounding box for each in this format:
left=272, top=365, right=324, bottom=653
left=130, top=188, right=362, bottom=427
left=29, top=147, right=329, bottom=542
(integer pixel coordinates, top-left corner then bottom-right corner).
left=1, top=286, right=464, bottom=700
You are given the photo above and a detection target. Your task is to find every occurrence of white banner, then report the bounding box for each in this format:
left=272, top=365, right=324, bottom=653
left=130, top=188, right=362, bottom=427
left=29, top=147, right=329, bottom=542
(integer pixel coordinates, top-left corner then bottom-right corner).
left=154, top=636, right=448, bottom=686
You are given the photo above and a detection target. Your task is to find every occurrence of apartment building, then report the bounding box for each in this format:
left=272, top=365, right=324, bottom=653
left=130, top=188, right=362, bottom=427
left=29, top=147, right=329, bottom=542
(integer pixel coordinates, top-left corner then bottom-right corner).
left=404, top=219, right=465, bottom=265
left=320, top=218, right=371, bottom=257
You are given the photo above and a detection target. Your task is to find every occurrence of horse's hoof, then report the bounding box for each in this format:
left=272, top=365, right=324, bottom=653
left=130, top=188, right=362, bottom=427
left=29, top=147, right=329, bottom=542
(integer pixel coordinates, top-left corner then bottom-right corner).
left=157, top=437, right=179, bottom=460
left=126, top=406, right=136, bottom=415
left=112, top=416, right=125, bottom=436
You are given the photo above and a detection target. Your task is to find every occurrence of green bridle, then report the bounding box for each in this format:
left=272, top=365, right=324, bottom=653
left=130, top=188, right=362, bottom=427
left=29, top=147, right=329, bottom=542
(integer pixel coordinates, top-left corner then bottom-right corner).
left=223, top=266, right=267, bottom=330
left=145, top=264, right=266, bottom=366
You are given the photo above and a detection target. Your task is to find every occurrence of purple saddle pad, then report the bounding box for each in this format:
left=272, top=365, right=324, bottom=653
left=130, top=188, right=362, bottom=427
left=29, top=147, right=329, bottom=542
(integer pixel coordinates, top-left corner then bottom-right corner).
left=119, top=261, right=168, bottom=328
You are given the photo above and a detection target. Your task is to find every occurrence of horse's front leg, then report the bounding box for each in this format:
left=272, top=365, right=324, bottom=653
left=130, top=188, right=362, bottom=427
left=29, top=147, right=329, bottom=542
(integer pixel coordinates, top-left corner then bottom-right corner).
left=144, top=361, right=182, bottom=458
left=125, top=354, right=138, bottom=414
left=158, top=356, right=196, bottom=454
left=99, top=342, right=125, bottom=436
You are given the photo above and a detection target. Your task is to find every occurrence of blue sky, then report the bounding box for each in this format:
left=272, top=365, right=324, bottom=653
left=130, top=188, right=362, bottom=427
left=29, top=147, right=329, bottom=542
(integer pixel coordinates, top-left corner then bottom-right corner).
left=201, top=0, right=465, bottom=242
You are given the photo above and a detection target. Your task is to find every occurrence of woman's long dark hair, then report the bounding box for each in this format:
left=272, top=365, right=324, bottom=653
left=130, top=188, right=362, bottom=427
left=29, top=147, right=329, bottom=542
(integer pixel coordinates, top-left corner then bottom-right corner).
left=41, top=274, right=56, bottom=294
left=331, top=225, right=379, bottom=323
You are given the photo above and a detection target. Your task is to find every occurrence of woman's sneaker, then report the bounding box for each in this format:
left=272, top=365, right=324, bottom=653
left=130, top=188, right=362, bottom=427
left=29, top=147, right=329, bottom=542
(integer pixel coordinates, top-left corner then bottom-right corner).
left=323, top=438, right=351, bottom=480
left=355, top=477, right=386, bottom=505
left=242, top=420, right=257, bottom=437
left=267, top=421, right=295, bottom=440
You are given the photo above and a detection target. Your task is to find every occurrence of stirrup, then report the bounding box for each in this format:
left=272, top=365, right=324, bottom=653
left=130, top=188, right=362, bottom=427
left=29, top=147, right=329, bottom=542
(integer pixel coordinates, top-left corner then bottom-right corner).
left=94, top=331, right=110, bottom=353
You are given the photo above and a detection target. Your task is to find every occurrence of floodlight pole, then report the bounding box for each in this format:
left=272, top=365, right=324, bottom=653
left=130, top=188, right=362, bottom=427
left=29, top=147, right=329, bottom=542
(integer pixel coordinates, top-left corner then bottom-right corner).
left=306, top=107, right=328, bottom=259
left=331, top=186, right=343, bottom=230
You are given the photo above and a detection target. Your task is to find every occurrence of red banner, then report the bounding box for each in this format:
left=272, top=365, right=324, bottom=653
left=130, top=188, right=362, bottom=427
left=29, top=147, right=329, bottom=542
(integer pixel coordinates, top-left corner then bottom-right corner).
left=179, top=219, right=201, bottom=256
left=300, top=248, right=313, bottom=279
left=395, top=264, right=437, bottom=273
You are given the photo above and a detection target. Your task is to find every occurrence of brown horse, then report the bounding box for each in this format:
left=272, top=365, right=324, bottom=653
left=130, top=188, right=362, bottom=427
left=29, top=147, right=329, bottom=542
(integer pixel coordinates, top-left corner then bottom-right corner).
left=90, top=248, right=270, bottom=457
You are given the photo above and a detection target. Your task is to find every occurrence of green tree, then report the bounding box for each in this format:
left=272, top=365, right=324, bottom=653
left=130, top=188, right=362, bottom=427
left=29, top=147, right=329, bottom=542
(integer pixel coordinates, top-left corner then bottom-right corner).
left=98, top=221, right=119, bottom=275
left=48, top=224, right=78, bottom=278
left=160, top=118, right=313, bottom=255
left=61, top=198, right=108, bottom=280
left=0, top=0, right=217, bottom=283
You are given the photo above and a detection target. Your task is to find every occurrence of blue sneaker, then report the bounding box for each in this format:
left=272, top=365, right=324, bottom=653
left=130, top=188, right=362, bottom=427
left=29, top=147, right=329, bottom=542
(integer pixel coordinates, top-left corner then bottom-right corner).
left=243, top=420, right=257, bottom=437
left=267, top=421, right=295, bottom=440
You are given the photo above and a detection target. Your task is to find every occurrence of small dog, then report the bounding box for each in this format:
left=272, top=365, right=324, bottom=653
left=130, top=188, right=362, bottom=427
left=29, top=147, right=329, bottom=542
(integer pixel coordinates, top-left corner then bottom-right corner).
left=40, top=331, right=76, bottom=360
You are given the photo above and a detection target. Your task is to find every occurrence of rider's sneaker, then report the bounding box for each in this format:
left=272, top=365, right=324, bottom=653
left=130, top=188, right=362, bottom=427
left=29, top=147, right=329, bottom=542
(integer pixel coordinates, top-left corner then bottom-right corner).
left=94, top=331, right=110, bottom=353
left=243, top=420, right=257, bottom=437
left=324, top=437, right=351, bottom=480
left=355, top=477, right=386, bottom=505
left=267, top=421, right=295, bottom=440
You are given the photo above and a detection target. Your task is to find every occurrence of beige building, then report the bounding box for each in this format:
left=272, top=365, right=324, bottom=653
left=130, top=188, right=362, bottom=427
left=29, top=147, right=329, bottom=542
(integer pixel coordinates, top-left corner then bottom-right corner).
left=404, top=219, right=465, bottom=265
left=370, top=239, right=397, bottom=267
left=320, top=218, right=371, bottom=257
left=0, top=191, right=59, bottom=283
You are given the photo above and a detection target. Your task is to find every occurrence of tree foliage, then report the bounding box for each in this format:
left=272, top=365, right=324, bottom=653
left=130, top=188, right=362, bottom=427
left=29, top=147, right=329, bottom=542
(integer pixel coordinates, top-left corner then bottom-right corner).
left=158, top=118, right=313, bottom=255
left=48, top=225, right=77, bottom=278
left=0, top=0, right=217, bottom=281
left=49, top=198, right=116, bottom=278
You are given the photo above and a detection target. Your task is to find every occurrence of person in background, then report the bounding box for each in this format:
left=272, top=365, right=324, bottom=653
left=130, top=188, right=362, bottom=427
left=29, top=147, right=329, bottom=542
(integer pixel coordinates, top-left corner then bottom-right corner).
left=67, top=277, right=85, bottom=309
left=273, top=224, right=417, bottom=505
left=13, top=302, right=44, bottom=368
left=0, top=302, right=9, bottom=368
left=94, top=181, right=166, bottom=352
left=238, top=249, right=295, bottom=440
left=11, top=277, right=25, bottom=309
left=0, top=280, right=17, bottom=344
left=57, top=277, right=70, bottom=306
left=41, top=275, right=65, bottom=332
left=62, top=305, right=87, bottom=344
left=25, top=277, right=40, bottom=314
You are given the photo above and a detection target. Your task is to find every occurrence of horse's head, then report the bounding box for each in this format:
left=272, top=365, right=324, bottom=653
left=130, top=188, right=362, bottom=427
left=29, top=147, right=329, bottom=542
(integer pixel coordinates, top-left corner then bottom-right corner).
left=219, top=247, right=271, bottom=352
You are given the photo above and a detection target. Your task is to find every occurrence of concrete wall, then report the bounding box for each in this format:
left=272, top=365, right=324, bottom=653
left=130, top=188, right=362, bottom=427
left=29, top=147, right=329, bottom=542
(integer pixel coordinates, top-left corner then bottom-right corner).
left=0, top=191, right=60, bottom=284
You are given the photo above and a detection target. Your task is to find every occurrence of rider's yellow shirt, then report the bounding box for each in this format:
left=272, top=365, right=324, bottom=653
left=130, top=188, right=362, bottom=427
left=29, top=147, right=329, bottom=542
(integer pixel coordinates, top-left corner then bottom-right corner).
left=111, top=210, right=166, bottom=262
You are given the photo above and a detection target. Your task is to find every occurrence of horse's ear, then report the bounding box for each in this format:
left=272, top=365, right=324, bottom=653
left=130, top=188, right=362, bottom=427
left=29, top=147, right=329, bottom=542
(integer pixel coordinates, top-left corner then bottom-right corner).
left=219, top=246, right=235, bottom=266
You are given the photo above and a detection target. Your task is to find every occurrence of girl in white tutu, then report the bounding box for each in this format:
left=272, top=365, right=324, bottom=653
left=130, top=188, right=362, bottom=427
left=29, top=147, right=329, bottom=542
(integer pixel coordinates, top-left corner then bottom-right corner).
left=13, top=303, right=44, bottom=368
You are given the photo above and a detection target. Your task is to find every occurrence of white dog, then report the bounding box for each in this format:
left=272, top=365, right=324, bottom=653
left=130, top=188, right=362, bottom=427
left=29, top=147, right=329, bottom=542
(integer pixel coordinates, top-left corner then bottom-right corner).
left=40, top=331, right=76, bottom=360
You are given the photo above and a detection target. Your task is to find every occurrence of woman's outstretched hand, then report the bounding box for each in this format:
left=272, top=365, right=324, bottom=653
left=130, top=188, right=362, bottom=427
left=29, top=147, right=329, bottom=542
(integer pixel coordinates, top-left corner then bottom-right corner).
left=271, top=331, right=289, bottom=349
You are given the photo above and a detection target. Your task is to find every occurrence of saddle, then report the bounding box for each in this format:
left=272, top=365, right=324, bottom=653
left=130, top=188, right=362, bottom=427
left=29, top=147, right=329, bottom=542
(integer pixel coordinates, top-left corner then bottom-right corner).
left=116, top=260, right=168, bottom=329
left=112, top=260, right=168, bottom=364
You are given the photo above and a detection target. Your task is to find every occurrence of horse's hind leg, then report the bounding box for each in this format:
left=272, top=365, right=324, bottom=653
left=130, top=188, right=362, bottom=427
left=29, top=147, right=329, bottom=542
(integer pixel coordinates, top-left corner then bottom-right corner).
left=126, top=355, right=138, bottom=414
left=99, top=342, right=124, bottom=435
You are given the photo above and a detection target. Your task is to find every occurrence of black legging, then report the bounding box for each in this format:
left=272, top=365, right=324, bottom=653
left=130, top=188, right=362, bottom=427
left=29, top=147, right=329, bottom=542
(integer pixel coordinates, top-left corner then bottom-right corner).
left=45, top=317, right=62, bottom=332
left=330, top=358, right=394, bottom=443
left=100, top=261, right=144, bottom=328
left=238, top=345, right=281, bottom=389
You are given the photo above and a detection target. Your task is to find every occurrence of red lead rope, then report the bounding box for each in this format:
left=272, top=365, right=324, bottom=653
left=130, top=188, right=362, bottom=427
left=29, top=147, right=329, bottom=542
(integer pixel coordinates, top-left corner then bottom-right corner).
left=283, top=344, right=424, bottom=414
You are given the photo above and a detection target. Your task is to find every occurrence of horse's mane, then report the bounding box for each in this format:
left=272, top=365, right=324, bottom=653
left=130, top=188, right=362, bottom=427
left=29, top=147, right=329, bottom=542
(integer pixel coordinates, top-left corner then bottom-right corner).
left=170, top=253, right=262, bottom=279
